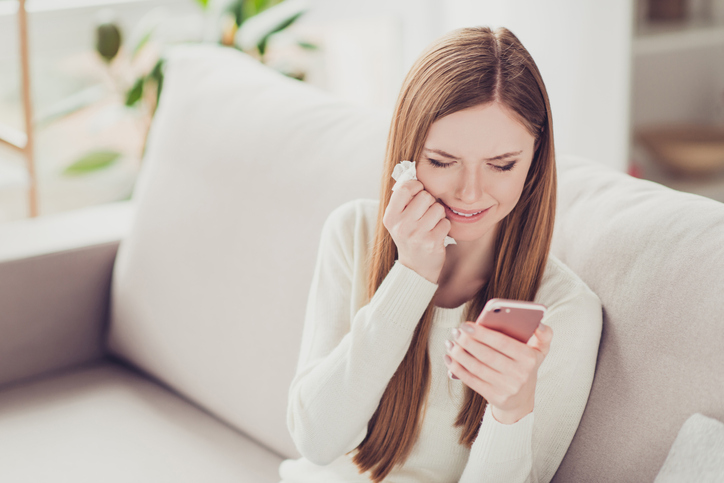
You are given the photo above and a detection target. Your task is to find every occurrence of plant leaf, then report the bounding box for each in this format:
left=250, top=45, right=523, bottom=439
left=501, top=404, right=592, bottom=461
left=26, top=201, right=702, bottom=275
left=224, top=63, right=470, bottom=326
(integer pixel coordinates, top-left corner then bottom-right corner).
left=243, top=0, right=285, bottom=26
left=125, top=77, right=144, bottom=107
left=251, top=0, right=266, bottom=15
left=297, top=40, right=317, bottom=50
left=64, top=150, right=121, bottom=175
left=227, top=0, right=245, bottom=27
left=195, top=0, right=209, bottom=9
left=257, top=10, right=304, bottom=55
left=147, top=58, right=165, bottom=108
left=132, top=29, right=154, bottom=58
left=148, top=58, right=164, bottom=82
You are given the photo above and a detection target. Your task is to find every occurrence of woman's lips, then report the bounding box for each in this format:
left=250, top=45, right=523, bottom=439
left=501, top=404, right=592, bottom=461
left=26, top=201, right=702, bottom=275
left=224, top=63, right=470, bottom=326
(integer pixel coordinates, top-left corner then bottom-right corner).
left=441, top=202, right=490, bottom=223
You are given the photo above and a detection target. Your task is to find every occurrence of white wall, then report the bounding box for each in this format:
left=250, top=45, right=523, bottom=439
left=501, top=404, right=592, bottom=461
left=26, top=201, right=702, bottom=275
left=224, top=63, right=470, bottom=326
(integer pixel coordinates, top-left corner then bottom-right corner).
left=308, top=0, right=633, bottom=170
left=305, top=0, right=445, bottom=110
left=442, top=0, right=634, bottom=170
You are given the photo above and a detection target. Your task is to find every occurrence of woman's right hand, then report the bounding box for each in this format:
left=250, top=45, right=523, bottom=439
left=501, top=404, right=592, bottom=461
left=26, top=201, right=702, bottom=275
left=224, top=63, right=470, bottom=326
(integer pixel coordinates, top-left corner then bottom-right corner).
left=383, top=179, right=451, bottom=284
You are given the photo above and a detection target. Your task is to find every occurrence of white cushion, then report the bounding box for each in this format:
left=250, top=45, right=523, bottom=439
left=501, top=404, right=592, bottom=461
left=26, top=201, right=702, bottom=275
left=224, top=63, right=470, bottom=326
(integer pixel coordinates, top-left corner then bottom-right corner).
left=107, top=44, right=387, bottom=458
left=0, top=363, right=283, bottom=482
left=655, top=413, right=724, bottom=483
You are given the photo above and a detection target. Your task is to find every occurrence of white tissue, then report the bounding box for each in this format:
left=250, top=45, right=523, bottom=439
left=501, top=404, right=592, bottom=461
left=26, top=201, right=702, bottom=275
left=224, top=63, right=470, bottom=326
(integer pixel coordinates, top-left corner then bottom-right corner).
left=390, top=161, right=456, bottom=247
left=391, top=161, right=417, bottom=191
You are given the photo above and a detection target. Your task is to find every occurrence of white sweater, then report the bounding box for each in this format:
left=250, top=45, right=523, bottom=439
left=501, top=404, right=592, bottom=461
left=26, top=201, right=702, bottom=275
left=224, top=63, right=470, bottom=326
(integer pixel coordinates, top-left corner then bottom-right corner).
left=279, top=199, right=602, bottom=483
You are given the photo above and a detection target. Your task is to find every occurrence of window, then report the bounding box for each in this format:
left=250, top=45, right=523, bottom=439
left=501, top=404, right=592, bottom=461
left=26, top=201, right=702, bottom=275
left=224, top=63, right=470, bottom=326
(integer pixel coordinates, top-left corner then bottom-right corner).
left=0, top=0, right=200, bottom=222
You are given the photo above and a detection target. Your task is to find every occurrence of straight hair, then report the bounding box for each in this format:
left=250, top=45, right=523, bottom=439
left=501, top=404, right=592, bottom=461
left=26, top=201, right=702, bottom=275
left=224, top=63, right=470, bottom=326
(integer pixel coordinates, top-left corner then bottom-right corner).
left=347, top=26, right=557, bottom=481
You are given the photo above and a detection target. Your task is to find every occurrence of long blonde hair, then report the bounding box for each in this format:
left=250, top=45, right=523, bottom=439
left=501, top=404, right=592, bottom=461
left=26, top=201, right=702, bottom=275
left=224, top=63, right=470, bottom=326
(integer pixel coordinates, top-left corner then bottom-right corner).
left=347, top=26, right=557, bottom=481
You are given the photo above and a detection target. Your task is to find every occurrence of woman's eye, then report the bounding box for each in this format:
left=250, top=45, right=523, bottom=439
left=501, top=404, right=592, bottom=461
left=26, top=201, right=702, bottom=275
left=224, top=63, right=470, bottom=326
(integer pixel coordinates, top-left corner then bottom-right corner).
left=428, top=158, right=453, bottom=168
left=492, top=161, right=516, bottom=172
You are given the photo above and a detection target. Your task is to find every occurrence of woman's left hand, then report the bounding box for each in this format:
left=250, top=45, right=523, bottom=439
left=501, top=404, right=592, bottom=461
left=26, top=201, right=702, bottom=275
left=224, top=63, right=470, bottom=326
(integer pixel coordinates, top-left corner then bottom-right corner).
left=444, top=321, right=553, bottom=424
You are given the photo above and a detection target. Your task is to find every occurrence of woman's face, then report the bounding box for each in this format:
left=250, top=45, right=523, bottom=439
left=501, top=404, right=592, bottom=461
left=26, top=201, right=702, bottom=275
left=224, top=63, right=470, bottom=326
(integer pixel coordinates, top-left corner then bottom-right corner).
left=416, top=101, right=536, bottom=243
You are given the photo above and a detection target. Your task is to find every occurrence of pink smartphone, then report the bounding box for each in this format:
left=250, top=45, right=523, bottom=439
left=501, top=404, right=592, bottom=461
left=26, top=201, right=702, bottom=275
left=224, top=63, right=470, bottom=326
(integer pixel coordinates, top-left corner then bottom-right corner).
left=475, top=298, right=546, bottom=343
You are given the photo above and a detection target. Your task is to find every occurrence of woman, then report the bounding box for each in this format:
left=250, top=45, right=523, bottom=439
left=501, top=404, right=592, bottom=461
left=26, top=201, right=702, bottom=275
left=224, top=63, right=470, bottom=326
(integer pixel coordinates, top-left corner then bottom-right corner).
left=280, top=26, right=602, bottom=482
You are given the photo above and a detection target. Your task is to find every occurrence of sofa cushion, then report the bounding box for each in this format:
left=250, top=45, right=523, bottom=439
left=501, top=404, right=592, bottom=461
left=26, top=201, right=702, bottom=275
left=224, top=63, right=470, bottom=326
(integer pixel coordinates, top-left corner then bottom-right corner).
left=107, top=44, right=387, bottom=459
left=0, top=362, right=283, bottom=482
left=550, top=156, right=724, bottom=482
left=655, top=413, right=724, bottom=483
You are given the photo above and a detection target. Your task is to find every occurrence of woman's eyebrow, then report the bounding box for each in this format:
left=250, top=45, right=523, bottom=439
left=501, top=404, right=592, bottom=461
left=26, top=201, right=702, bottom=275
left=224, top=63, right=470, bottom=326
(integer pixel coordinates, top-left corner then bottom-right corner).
left=423, top=148, right=460, bottom=160
left=484, top=151, right=523, bottom=161
left=423, top=148, right=522, bottom=161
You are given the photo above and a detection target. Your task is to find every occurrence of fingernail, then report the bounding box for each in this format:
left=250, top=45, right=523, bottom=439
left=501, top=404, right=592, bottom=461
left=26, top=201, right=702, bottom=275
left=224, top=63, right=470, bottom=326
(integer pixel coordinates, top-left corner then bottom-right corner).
left=462, top=323, right=474, bottom=334
left=444, top=354, right=452, bottom=364
left=451, top=328, right=460, bottom=339
left=444, top=340, right=453, bottom=351
left=448, top=370, right=459, bottom=380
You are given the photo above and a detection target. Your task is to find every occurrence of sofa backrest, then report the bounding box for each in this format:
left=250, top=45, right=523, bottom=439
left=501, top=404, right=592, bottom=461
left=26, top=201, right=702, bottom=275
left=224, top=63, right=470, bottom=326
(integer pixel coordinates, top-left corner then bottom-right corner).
left=550, top=156, right=724, bottom=482
left=107, top=44, right=387, bottom=459
left=108, top=43, right=724, bottom=481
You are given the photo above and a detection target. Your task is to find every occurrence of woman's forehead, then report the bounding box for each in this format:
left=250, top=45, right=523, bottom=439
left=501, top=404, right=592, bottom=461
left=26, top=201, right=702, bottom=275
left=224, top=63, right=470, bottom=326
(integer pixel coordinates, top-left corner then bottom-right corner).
left=425, top=103, right=534, bottom=159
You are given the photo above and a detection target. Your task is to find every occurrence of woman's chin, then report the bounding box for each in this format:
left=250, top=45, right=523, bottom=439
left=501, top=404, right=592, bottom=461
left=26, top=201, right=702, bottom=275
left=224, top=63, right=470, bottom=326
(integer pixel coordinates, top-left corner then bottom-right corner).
left=447, top=223, right=496, bottom=244
left=447, top=231, right=485, bottom=244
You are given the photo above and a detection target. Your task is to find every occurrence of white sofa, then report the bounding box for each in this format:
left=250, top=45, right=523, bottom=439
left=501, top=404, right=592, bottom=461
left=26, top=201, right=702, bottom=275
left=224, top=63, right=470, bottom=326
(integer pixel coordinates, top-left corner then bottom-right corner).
left=1, top=44, right=723, bottom=482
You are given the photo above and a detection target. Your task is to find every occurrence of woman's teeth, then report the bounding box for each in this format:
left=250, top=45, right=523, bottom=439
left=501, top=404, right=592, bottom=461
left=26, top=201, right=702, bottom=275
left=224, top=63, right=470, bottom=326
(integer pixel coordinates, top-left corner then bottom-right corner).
left=451, top=208, right=483, bottom=217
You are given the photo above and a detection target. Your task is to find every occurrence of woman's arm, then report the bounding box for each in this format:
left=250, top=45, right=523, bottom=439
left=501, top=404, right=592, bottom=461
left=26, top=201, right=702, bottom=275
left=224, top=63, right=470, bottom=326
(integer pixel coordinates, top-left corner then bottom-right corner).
left=458, top=287, right=603, bottom=483
left=286, top=201, right=438, bottom=465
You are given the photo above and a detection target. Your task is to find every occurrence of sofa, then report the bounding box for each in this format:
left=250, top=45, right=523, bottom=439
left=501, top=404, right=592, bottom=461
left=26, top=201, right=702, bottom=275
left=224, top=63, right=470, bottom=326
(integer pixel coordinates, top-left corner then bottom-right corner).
left=1, top=43, right=723, bottom=482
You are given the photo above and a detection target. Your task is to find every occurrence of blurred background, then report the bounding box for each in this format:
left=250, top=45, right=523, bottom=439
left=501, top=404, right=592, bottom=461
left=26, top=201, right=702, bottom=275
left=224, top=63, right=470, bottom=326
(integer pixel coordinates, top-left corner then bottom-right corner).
left=0, top=0, right=723, bottom=223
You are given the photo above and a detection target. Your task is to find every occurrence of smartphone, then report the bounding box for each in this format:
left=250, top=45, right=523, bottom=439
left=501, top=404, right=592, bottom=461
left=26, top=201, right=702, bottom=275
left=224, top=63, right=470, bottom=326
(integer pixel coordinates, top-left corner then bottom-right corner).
left=475, top=298, right=546, bottom=343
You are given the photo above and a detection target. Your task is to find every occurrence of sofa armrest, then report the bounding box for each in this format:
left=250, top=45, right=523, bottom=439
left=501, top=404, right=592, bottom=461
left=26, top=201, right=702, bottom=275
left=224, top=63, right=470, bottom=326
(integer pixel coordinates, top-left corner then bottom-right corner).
left=0, top=201, right=136, bottom=389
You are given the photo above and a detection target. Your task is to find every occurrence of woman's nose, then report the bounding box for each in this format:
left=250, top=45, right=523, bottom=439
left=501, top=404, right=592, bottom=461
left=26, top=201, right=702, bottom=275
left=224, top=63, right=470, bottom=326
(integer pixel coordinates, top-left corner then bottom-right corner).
left=455, top=169, right=483, bottom=204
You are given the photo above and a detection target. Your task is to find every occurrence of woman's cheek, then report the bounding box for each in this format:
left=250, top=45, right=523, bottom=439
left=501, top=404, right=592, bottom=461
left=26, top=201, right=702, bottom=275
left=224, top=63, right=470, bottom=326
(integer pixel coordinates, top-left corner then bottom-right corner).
left=497, top=174, right=526, bottom=199
left=415, top=167, right=442, bottom=193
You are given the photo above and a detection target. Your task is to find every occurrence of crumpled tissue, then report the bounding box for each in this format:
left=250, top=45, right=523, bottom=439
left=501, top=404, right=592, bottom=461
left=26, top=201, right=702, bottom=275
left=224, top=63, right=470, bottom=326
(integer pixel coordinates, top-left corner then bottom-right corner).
left=391, top=160, right=456, bottom=247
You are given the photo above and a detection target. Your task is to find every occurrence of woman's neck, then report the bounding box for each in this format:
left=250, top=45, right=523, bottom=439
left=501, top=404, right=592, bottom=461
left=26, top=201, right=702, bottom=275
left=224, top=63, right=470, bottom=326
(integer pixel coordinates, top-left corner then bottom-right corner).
left=433, top=227, right=498, bottom=308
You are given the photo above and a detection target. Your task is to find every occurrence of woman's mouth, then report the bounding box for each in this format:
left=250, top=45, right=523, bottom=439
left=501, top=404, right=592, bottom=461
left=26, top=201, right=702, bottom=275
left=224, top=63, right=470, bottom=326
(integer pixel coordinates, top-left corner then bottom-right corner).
left=450, top=207, right=484, bottom=217
left=442, top=203, right=491, bottom=223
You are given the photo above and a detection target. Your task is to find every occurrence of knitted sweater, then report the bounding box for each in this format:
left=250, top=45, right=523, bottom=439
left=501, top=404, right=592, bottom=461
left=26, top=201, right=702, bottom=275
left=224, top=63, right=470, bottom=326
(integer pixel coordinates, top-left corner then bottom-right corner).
left=279, top=199, right=602, bottom=483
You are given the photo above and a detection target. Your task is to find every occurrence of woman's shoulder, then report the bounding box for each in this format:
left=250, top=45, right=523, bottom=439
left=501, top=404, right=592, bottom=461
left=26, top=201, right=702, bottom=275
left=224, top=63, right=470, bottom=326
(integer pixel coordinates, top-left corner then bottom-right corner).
left=325, top=199, right=379, bottom=226
left=537, top=255, right=599, bottom=302
left=535, top=255, right=603, bottom=331
left=320, top=199, right=379, bottom=252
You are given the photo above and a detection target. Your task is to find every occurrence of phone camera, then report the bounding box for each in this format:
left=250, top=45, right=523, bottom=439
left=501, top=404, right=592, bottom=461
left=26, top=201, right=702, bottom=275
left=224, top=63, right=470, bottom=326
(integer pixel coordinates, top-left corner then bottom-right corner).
left=493, top=308, right=501, bottom=313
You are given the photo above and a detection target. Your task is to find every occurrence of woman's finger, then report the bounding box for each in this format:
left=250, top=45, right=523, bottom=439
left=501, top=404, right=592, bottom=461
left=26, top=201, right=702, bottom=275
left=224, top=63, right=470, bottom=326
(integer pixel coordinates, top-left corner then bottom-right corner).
left=417, top=201, right=447, bottom=232
left=444, top=352, right=495, bottom=397
left=430, top=216, right=452, bottom=243
left=527, top=323, right=553, bottom=357
left=450, top=328, right=515, bottom=374
left=402, top=189, right=438, bottom=222
left=385, top=179, right=424, bottom=219
left=467, top=322, right=529, bottom=361
left=447, top=340, right=507, bottom=387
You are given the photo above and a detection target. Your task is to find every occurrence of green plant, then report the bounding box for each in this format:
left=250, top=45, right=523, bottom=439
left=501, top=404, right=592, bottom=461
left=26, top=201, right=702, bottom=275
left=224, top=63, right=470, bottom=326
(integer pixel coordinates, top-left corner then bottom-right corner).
left=63, top=150, right=121, bottom=175
left=64, top=0, right=313, bottom=177
left=222, top=0, right=286, bottom=46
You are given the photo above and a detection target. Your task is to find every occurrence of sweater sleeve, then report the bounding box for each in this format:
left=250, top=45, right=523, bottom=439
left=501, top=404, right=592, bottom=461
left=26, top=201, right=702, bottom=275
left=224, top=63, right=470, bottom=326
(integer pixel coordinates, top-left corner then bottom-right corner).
left=459, top=286, right=603, bottom=483
left=286, top=202, right=439, bottom=466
